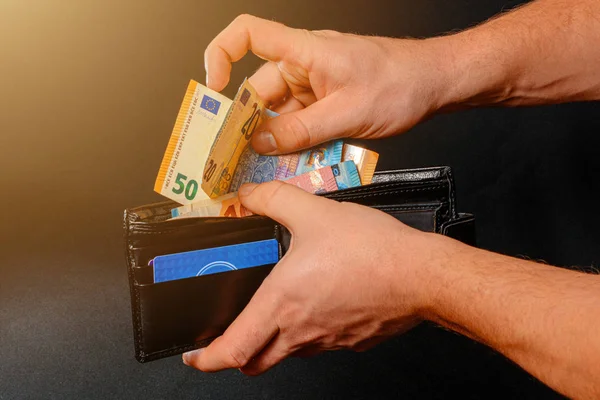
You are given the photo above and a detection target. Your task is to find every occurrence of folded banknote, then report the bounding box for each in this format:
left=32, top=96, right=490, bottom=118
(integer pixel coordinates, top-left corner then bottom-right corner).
left=341, top=144, right=379, bottom=185
left=228, top=140, right=344, bottom=192
left=201, top=79, right=269, bottom=198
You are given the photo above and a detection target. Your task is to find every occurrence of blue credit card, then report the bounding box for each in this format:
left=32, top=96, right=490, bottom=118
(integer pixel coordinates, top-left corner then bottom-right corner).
left=152, top=239, right=279, bottom=283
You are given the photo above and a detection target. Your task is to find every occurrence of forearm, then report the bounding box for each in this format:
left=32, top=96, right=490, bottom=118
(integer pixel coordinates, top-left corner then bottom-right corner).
left=431, top=0, right=600, bottom=109
left=422, top=237, right=600, bottom=399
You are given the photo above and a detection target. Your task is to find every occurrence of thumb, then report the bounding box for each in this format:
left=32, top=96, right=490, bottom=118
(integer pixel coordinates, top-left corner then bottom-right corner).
left=252, top=93, right=353, bottom=155
left=238, top=180, right=328, bottom=229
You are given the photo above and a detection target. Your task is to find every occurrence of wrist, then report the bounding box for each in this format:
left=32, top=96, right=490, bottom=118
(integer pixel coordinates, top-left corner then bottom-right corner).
left=381, top=33, right=514, bottom=117
left=388, top=230, right=466, bottom=322
left=426, top=31, right=519, bottom=111
left=411, top=233, right=474, bottom=323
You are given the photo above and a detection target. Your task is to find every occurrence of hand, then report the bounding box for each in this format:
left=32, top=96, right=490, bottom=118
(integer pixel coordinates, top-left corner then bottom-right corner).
left=205, top=15, right=454, bottom=155
left=182, top=181, right=453, bottom=375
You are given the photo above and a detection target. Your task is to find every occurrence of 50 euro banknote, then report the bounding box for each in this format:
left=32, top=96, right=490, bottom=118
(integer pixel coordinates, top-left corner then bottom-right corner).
left=154, top=80, right=233, bottom=205
left=171, top=161, right=360, bottom=219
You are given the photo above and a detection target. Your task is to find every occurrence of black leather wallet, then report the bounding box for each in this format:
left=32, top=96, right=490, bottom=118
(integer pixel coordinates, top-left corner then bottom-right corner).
left=124, top=166, right=475, bottom=363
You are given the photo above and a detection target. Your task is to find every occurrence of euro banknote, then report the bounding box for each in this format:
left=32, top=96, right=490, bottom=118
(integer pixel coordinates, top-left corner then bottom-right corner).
left=332, top=160, right=361, bottom=189
left=171, top=161, right=361, bottom=219
left=228, top=140, right=344, bottom=192
left=201, top=79, right=268, bottom=199
left=341, top=144, right=379, bottom=185
left=170, top=192, right=252, bottom=218
left=154, top=80, right=232, bottom=204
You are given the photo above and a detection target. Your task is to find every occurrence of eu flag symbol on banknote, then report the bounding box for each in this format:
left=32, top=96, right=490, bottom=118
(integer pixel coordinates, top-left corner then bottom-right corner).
left=152, top=239, right=279, bottom=283
left=200, top=94, right=222, bottom=115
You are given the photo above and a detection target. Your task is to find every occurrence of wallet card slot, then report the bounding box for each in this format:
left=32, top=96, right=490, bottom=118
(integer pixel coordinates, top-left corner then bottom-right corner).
left=131, top=236, right=283, bottom=285
left=128, top=222, right=278, bottom=267
left=132, top=263, right=276, bottom=361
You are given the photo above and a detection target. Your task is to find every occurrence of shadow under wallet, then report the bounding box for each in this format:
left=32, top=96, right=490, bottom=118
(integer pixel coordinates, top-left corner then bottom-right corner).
left=123, top=166, right=476, bottom=362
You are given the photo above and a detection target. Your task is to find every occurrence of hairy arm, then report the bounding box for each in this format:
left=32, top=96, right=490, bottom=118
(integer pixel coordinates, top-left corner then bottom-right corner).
left=438, top=0, right=600, bottom=108
left=425, top=5, right=600, bottom=395
left=188, top=3, right=600, bottom=398
left=424, top=240, right=600, bottom=399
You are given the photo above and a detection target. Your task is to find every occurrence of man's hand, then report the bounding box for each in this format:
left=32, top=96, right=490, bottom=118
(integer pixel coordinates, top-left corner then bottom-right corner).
left=206, top=5, right=600, bottom=157
left=205, top=15, right=454, bottom=155
left=181, top=181, right=451, bottom=375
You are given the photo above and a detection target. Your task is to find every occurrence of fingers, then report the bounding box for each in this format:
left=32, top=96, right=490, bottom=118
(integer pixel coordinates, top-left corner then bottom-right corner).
left=205, top=15, right=307, bottom=92
left=248, top=62, right=290, bottom=107
left=272, top=96, right=305, bottom=114
left=251, top=93, right=353, bottom=154
left=183, top=287, right=279, bottom=372
left=238, top=180, right=328, bottom=229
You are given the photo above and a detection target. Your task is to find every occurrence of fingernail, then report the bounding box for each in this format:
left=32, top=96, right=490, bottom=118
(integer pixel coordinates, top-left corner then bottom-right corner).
left=182, top=348, right=204, bottom=366
left=206, top=73, right=210, bottom=87
left=254, top=131, right=277, bottom=153
left=239, top=183, right=258, bottom=197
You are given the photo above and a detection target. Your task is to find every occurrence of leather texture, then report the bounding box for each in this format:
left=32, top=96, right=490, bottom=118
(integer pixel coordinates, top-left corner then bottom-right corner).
left=124, top=166, right=475, bottom=363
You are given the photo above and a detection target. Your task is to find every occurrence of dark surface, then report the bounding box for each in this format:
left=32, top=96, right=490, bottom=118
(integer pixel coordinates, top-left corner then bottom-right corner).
left=1, top=0, right=598, bottom=398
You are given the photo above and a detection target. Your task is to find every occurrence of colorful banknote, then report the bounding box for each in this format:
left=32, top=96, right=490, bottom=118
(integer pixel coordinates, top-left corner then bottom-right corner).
left=201, top=79, right=268, bottom=199
left=228, top=140, right=344, bottom=192
left=331, top=161, right=361, bottom=189
left=171, top=161, right=362, bottom=219
left=341, top=144, right=379, bottom=185
left=284, top=163, right=338, bottom=194
left=154, top=80, right=232, bottom=204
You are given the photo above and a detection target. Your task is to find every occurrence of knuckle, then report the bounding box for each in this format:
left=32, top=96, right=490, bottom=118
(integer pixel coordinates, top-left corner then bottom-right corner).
left=234, top=13, right=254, bottom=24
left=226, top=343, right=251, bottom=368
left=204, top=43, right=215, bottom=61
left=261, top=181, right=291, bottom=209
left=280, top=114, right=313, bottom=149
left=260, top=180, right=287, bottom=198
left=311, top=29, right=342, bottom=38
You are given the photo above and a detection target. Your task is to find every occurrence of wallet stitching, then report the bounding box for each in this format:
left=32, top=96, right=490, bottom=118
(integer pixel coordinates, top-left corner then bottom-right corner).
left=125, top=214, right=145, bottom=359
left=434, top=204, right=443, bottom=232
left=325, top=181, right=447, bottom=197
left=376, top=205, right=440, bottom=212
left=329, top=185, right=447, bottom=201
left=128, top=223, right=274, bottom=236
left=445, top=167, right=457, bottom=217
left=441, top=215, right=475, bottom=233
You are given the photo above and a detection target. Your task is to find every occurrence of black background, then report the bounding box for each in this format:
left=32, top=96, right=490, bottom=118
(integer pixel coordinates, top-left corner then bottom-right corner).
left=1, top=0, right=599, bottom=398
